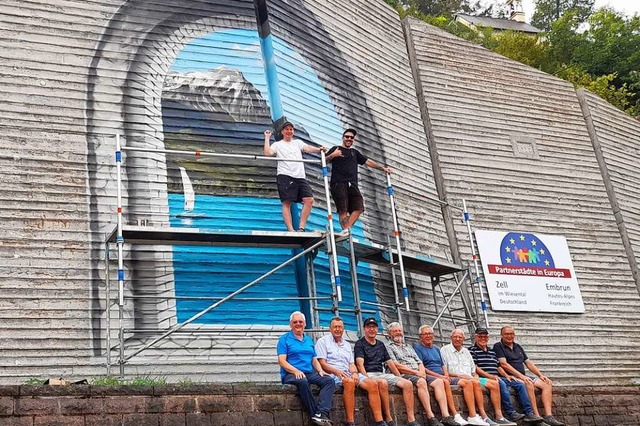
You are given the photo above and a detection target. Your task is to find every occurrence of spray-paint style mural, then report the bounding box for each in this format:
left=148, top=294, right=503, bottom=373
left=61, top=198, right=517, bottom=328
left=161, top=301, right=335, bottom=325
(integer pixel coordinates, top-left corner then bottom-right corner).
left=163, top=28, right=377, bottom=328
left=86, top=0, right=390, bottom=334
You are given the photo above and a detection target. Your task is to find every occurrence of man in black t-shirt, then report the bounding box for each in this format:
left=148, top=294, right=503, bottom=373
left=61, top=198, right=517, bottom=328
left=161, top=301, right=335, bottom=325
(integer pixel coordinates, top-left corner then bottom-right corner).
left=493, top=326, right=564, bottom=426
left=354, top=317, right=420, bottom=426
left=326, top=129, right=391, bottom=230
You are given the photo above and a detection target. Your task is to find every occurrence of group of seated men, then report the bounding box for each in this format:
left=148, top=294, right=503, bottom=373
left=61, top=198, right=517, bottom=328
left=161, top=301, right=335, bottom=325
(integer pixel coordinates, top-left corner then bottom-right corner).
left=277, top=311, right=565, bottom=426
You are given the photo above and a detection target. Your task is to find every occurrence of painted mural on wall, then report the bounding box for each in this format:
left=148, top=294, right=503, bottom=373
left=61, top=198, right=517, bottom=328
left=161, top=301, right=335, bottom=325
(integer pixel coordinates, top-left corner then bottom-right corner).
left=160, top=25, right=378, bottom=327
left=86, top=0, right=392, bottom=332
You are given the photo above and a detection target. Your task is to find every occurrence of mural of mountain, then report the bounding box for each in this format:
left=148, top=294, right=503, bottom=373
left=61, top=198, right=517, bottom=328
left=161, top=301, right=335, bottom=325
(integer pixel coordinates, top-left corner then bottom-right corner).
left=163, top=67, right=271, bottom=124
left=162, top=67, right=274, bottom=196
left=162, top=66, right=272, bottom=148
left=162, top=66, right=312, bottom=197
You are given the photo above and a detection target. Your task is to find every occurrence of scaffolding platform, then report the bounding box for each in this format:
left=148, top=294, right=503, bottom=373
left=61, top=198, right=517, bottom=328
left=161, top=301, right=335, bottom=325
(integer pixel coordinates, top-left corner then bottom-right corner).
left=106, top=225, right=462, bottom=277
left=106, top=225, right=325, bottom=248
left=334, top=238, right=462, bottom=277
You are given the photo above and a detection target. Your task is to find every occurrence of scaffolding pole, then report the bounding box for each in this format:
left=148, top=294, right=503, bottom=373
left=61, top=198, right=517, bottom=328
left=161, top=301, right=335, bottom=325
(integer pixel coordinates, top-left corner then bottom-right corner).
left=462, top=199, right=489, bottom=327
left=321, top=151, right=342, bottom=302
left=115, top=134, right=126, bottom=377
left=104, top=241, right=111, bottom=375
left=386, top=173, right=409, bottom=311
left=347, top=230, right=364, bottom=333
left=387, top=235, right=403, bottom=327
left=431, top=270, right=470, bottom=329
left=306, top=252, right=320, bottom=330
left=121, top=146, right=318, bottom=164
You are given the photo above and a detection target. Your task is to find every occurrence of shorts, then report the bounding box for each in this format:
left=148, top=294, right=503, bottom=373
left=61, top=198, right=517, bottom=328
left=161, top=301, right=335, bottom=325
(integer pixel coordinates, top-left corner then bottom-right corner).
left=479, top=377, right=489, bottom=387
left=277, top=175, right=313, bottom=202
left=402, top=374, right=436, bottom=385
left=332, top=373, right=371, bottom=387
left=450, top=377, right=461, bottom=385
left=365, top=372, right=402, bottom=386
left=330, top=182, right=364, bottom=214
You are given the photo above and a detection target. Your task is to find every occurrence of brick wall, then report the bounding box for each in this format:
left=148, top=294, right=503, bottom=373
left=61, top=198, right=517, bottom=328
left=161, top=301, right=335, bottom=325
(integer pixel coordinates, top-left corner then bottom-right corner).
left=0, top=384, right=638, bottom=425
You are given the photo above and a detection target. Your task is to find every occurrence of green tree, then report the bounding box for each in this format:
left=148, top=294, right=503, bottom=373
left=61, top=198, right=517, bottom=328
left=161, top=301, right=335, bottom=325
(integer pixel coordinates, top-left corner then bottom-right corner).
left=573, top=10, right=640, bottom=85
left=543, top=10, right=585, bottom=71
left=532, top=0, right=595, bottom=30
left=557, top=66, right=639, bottom=116
left=491, top=31, right=552, bottom=72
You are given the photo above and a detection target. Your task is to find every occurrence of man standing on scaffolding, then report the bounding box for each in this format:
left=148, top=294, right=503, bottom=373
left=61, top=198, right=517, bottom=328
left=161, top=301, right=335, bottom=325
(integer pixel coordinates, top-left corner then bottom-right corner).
left=326, top=128, right=391, bottom=230
left=264, top=123, right=326, bottom=232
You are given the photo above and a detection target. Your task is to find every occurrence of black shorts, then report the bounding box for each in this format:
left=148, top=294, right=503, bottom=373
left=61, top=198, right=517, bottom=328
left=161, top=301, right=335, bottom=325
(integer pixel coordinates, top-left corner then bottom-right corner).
left=330, top=182, right=364, bottom=214
left=277, top=175, right=313, bottom=202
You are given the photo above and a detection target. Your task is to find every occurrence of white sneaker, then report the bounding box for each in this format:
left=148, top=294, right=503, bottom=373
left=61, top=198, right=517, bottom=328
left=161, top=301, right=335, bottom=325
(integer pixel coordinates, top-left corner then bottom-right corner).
left=453, top=414, right=469, bottom=426
left=467, top=415, right=489, bottom=426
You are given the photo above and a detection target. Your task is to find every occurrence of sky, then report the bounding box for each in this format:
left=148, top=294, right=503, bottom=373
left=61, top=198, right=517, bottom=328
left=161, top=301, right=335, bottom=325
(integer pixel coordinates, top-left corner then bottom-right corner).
left=521, top=0, right=640, bottom=21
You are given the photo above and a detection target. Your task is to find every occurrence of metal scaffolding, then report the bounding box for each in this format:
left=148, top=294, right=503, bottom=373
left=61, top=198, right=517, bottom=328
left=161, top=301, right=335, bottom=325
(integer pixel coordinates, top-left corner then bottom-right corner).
left=104, top=134, right=477, bottom=376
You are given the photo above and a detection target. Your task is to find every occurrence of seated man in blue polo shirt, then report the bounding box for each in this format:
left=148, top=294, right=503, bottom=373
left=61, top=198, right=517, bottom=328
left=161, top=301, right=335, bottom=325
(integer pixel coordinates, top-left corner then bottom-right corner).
left=493, top=326, right=564, bottom=426
left=468, top=327, right=542, bottom=425
left=414, top=325, right=469, bottom=426
left=277, top=311, right=335, bottom=425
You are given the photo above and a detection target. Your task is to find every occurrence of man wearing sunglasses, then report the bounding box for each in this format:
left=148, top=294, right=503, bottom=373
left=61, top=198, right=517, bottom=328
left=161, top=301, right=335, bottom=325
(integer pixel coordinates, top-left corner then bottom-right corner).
left=326, top=128, right=391, bottom=231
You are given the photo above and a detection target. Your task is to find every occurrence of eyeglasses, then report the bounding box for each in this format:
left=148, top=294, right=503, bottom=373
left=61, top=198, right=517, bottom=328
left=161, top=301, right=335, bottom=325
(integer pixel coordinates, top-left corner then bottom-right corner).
left=420, top=332, right=434, bottom=336
left=343, top=135, right=355, bottom=140
left=291, top=321, right=304, bottom=324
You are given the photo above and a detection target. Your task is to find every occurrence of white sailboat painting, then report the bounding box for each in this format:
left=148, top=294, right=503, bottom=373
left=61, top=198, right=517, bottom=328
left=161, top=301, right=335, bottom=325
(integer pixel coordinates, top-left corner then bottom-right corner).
left=176, top=166, right=206, bottom=221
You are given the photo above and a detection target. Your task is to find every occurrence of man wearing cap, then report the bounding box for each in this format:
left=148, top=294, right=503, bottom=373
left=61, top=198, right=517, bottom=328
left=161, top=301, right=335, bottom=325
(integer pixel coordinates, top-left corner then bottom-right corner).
left=468, top=328, right=535, bottom=425
left=385, top=322, right=454, bottom=426
left=264, top=123, right=326, bottom=232
left=316, top=316, right=388, bottom=426
left=493, top=327, right=564, bottom=426
left=326, top=128, right=391, bottom=230
left=277, top=311, right=335, bottom=425
left=354, top=317, right=420, bottom=426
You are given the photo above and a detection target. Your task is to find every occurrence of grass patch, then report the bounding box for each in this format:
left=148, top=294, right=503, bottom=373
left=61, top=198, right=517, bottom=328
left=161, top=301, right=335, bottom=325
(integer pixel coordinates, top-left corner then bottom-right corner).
left=91, top=375, right=167, bottom=386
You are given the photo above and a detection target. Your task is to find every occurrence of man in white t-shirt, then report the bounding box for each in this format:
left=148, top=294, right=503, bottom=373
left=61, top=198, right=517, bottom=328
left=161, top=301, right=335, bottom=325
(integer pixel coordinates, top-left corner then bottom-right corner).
left=264, top=121, right=325, bottom=231
left=440, top=329, right=489, bottom=426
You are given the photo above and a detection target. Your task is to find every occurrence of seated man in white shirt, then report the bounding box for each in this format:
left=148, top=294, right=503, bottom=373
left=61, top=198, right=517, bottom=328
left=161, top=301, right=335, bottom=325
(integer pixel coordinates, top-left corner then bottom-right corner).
left=440, top=329, right=489, bottom=426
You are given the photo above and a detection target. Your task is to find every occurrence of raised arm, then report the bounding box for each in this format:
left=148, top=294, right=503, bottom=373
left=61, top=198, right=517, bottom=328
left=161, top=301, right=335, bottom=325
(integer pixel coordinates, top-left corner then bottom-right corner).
left=302, top=143, right=326, bottom=154
left=365, top=158, right=391, bottom=174
left=263, top=130, right=275, bottom=156
left=325, top=147, right=341, bottom=163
